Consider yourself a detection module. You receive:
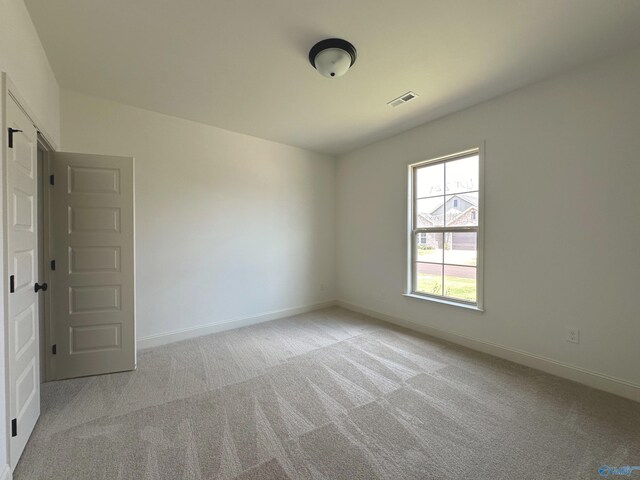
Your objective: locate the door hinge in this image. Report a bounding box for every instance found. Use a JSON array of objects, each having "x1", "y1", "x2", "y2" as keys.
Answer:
[
  {"x1": 9, "y1": 275, "x2": 15, "y2": 293},
  {"x1": 52, "y1": 344, "x2": 57, "y2": 355},
  {"x1": 49, "y1": 174, "x2": 55, "y2": 186},
  {"x1": 11, "y1": 419, "x2": 17, "y2": 437},
  {"x1": 50, "y1": 260, "x2": 56, "y2": 271},
  {"x1": 7, "y1": 128, "x2": 22, "y2": 149}
]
